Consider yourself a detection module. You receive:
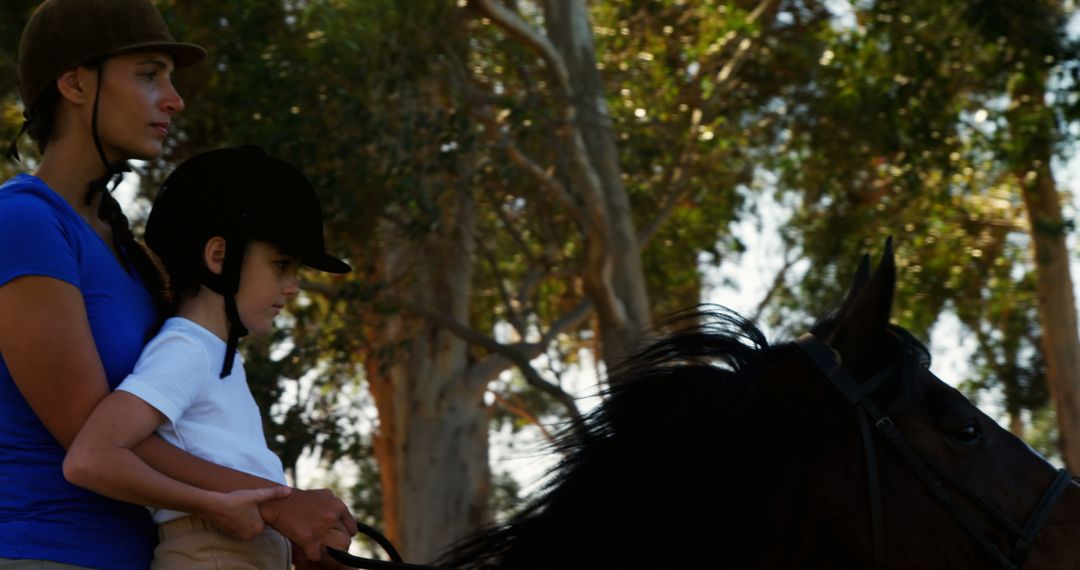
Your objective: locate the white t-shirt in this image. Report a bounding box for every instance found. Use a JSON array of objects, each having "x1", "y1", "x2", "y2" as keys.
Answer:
[{"x1": 117, "y1": 317, "x2": 287, "y2": 524}]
